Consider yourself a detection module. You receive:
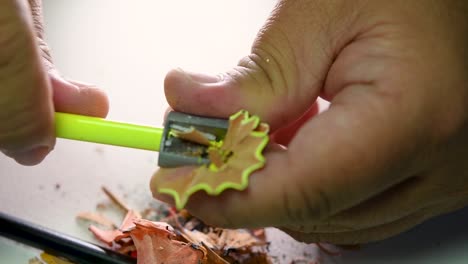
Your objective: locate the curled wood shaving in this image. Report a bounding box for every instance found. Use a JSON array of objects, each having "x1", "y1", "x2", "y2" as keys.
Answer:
[
  {"x1": 88, "y1": 226, "x2": 123, "y2": 246},
  {"x1": 88, "y1": 209, "x2": 140, "y2": 246},
  {"x1": 101, "y1": 186, "x2": 132, "y2": 213},
  {"x1": 76, "y1": 212, "x2": 116, "y2": 228}
]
